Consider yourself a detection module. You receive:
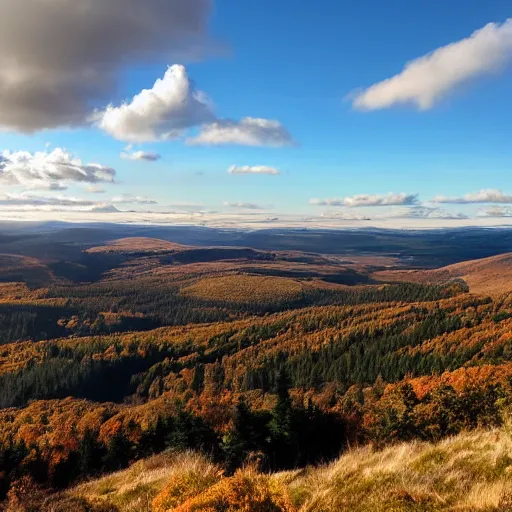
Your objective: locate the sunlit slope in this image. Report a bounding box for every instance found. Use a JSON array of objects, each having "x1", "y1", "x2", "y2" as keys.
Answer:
[
  {"x1": 61, "y1": 426, "x2": 512, "y2": 512},
  {"x1": 375, "y1": 253, "x2": 512, "y2": 295}
]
